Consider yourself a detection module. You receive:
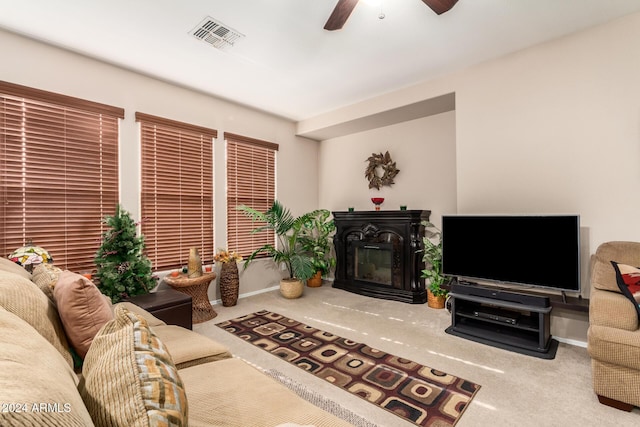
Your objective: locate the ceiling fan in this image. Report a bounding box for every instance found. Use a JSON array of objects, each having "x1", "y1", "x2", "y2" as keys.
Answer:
[{"x1": 324, "y1": 0, "x2": 459, "y2": 31}]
